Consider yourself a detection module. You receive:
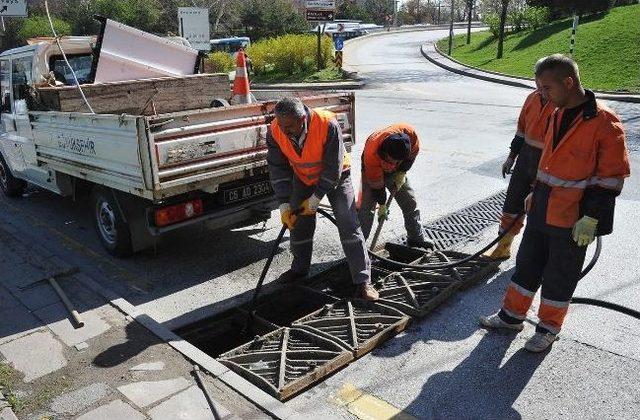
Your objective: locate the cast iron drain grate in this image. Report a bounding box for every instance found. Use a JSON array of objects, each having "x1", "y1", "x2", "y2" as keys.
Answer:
[
  {"x1": 293, "y1": 300, "x2": 410, "y2": 357},
  {"x1": 422, "y1": 190, "x2": 506, "y2": 249},
  {"x1": 218, "y1": 327, "x2": 353, "y2": 400}
]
